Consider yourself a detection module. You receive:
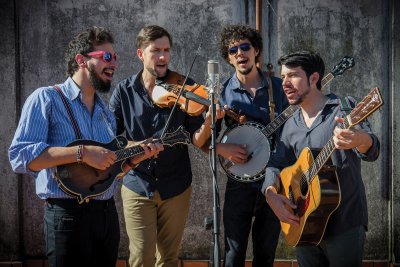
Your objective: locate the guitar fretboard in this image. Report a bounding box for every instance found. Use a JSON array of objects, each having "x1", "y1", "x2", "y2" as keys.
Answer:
[
  {"x1": 305, "y1": 119, "x2": 350, "y2": 183},
  {"x1": 115, "y1": 146, "x2": 144, "y2": 163}
]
